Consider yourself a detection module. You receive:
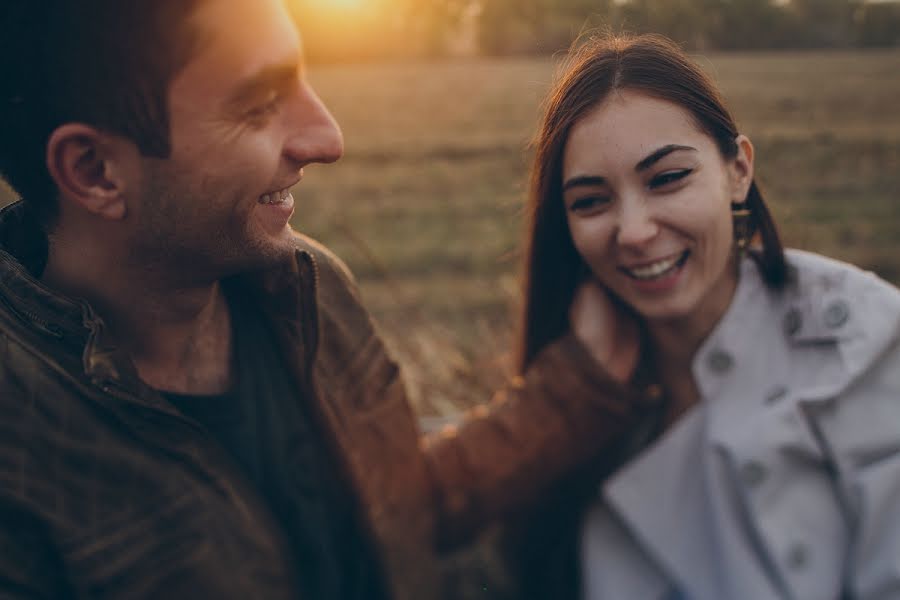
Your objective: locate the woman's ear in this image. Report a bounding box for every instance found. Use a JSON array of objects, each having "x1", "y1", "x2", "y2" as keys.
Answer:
[
  {"x1": 730, "y1": 134, "x2": 755, "y2": 202},
  {"x1": 46, "y1": 124, "x2": 134, "y2": 221}
]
